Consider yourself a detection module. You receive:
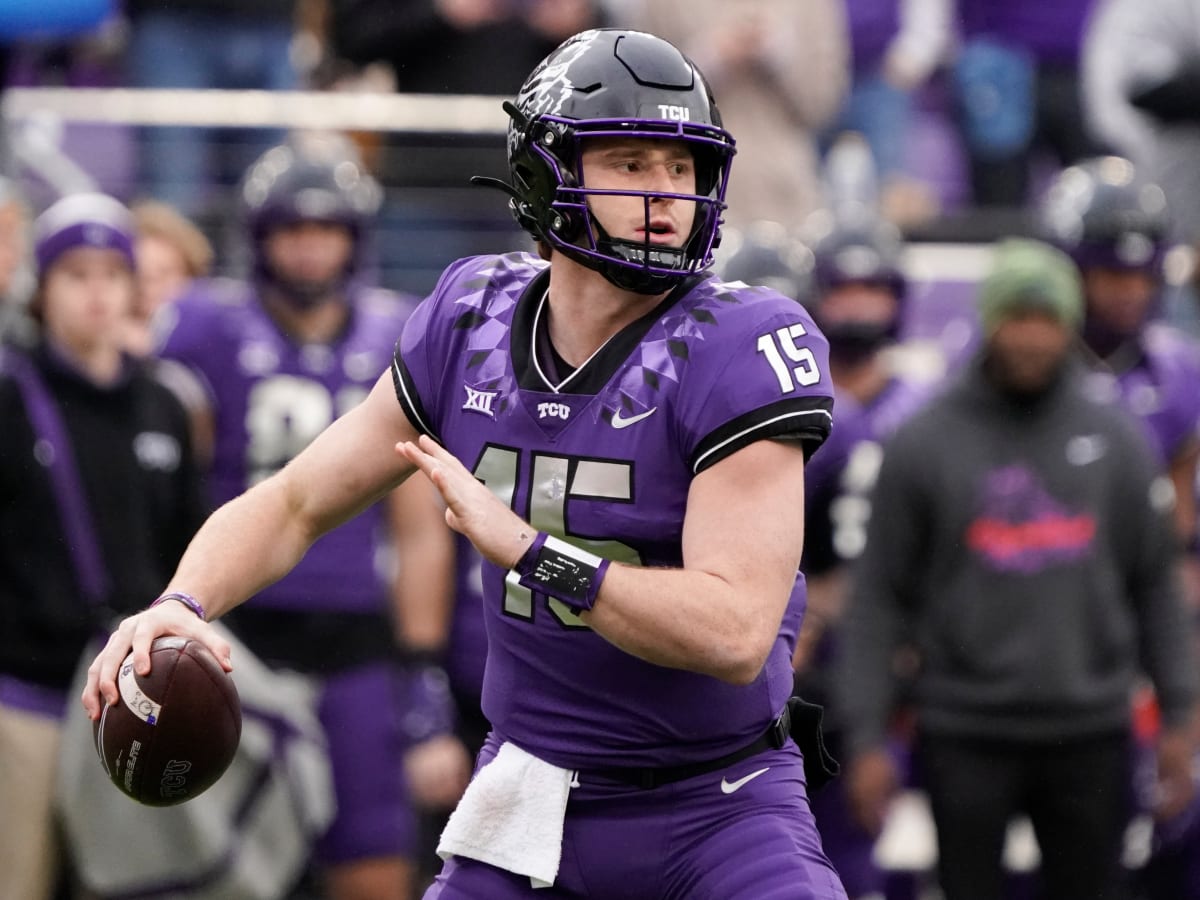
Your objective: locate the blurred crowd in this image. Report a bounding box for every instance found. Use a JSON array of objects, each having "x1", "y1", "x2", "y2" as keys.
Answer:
[{"x1": 1, "y1": 2, "x2": 1199, "y2": 900}]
